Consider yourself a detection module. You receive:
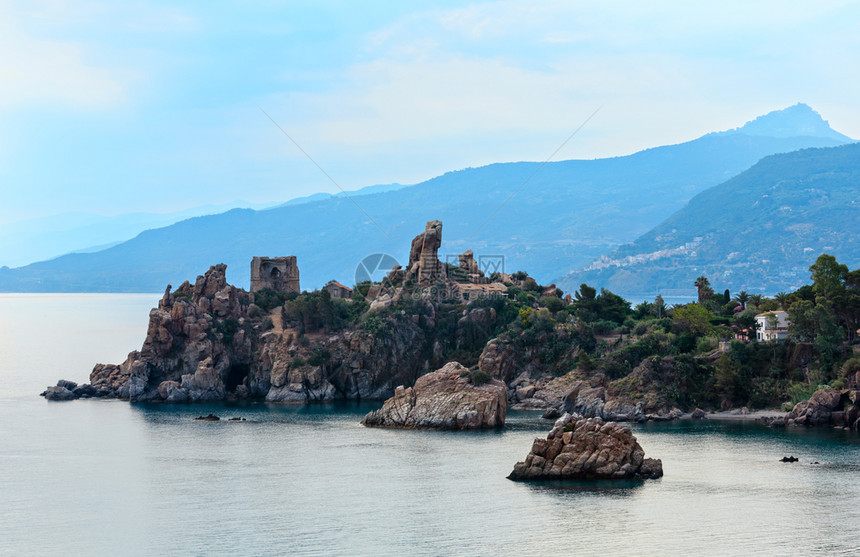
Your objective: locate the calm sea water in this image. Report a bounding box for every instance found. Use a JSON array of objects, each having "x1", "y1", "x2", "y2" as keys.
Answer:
[{"x1": 2, "y1": 294, "x2": 860, "y2": 556}]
